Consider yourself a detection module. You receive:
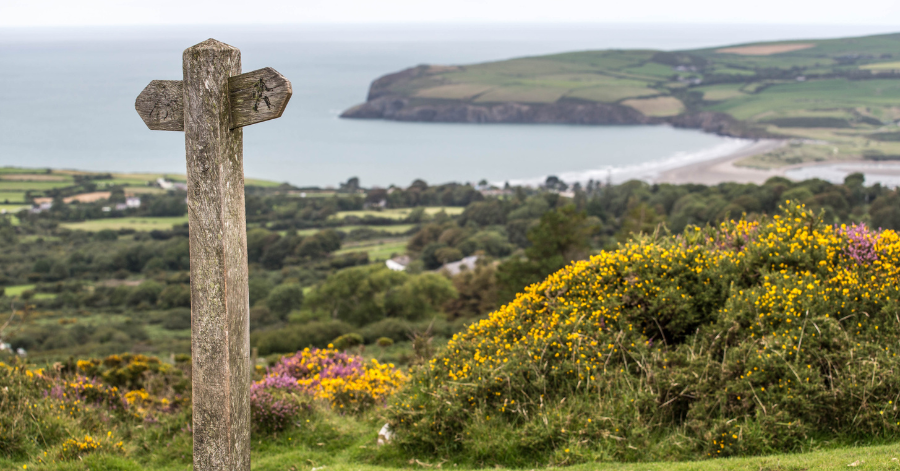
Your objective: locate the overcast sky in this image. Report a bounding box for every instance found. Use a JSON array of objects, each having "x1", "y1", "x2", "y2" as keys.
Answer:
[{"x1": 2, "y1": 0, "x2": 900, "y2": 27}]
